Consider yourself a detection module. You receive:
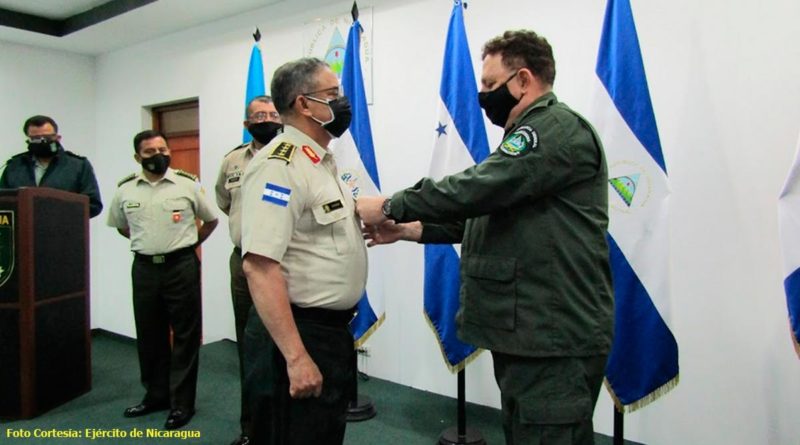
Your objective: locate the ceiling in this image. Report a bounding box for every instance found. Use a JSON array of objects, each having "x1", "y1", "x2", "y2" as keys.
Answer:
[{"x1": 0, "y1": 0, "x2": 283, "y2": 55}]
